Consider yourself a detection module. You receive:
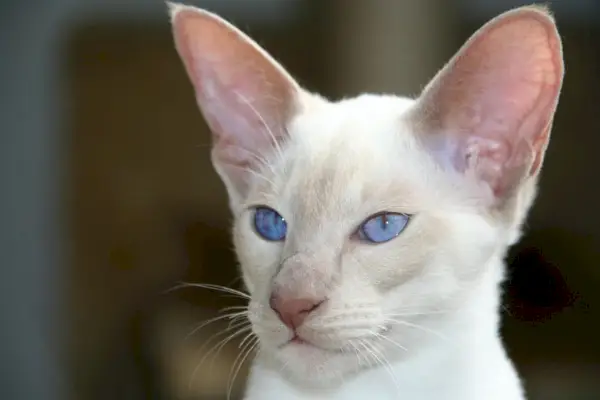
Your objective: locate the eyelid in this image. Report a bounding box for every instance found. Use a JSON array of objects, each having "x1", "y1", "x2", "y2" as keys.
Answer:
[
  {"x1": 246, "y1": 203, "x2": 288, "y2": 217},
  {"x1": 356, "y1": 211, "x2": 412, "y2": 229}
]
